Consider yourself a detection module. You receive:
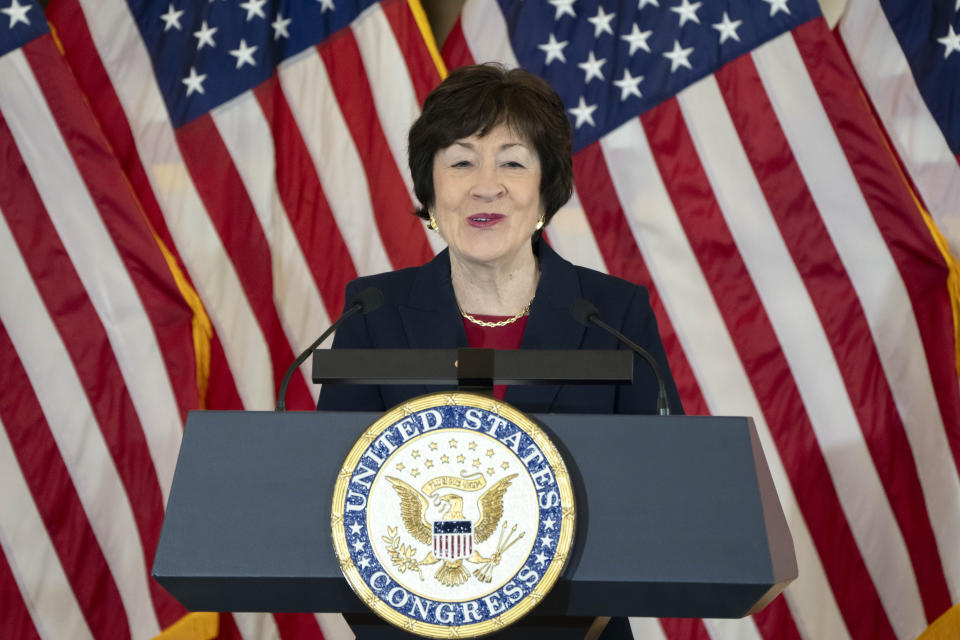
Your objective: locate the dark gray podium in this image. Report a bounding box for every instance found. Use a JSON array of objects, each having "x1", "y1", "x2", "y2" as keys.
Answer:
[{"x1": 153, "y1": 409, "x2": 796, "y2": 629}]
